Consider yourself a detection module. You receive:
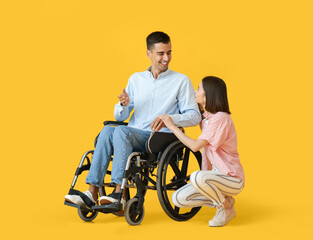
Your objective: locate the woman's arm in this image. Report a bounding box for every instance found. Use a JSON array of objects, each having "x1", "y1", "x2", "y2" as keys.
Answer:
[{"x1": 159, "y1": 114, "x2": 208, "y2": 152}]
